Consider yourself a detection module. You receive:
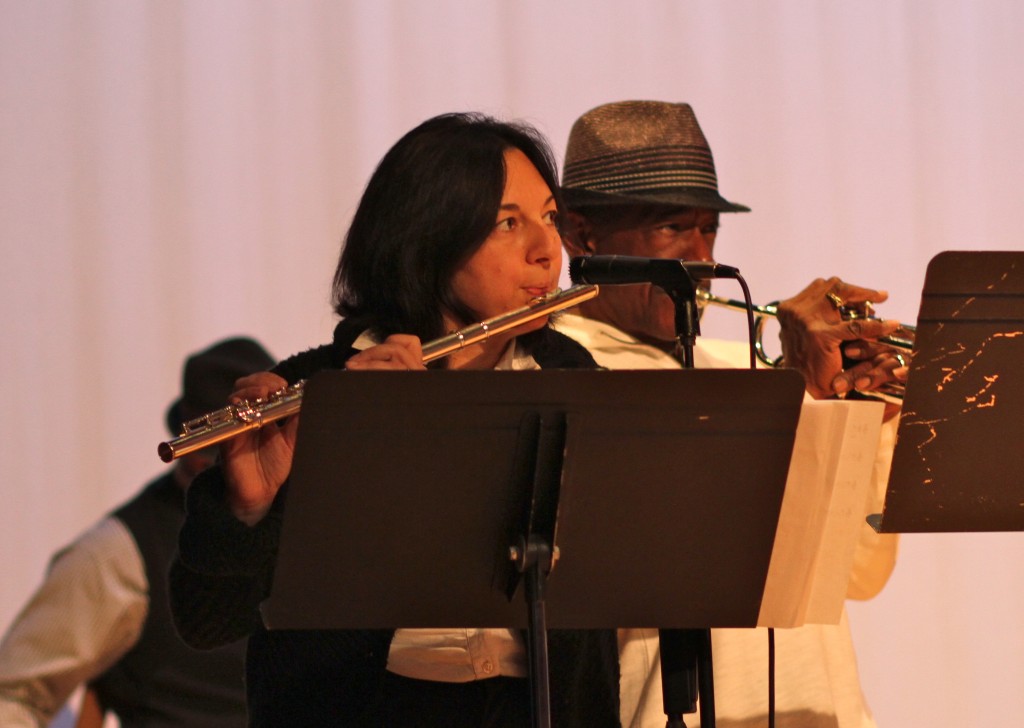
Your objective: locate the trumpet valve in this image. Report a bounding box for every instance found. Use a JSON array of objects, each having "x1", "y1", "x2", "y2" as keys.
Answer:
[{"x1": 838, "y1": 300, "x2": 876, "y2": 320}]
